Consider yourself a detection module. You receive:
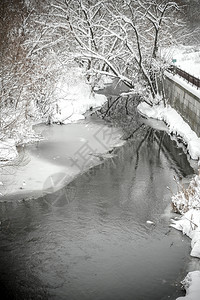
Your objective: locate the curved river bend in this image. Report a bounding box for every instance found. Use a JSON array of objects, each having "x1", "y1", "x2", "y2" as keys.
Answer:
[{"x1": 0, "y1": 117, "x2": 196, "y2": 300}]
